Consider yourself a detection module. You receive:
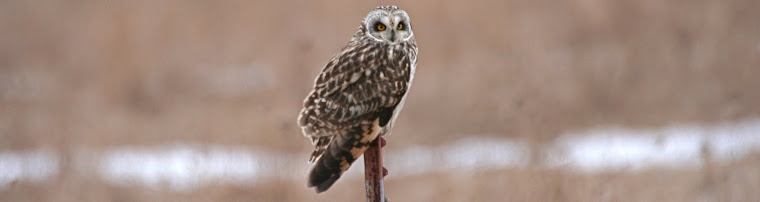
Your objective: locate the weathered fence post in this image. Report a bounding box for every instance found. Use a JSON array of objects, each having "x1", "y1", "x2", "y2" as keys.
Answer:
[{"x1": 363, "y1": 137, "x2": 387, "y2": 202}]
